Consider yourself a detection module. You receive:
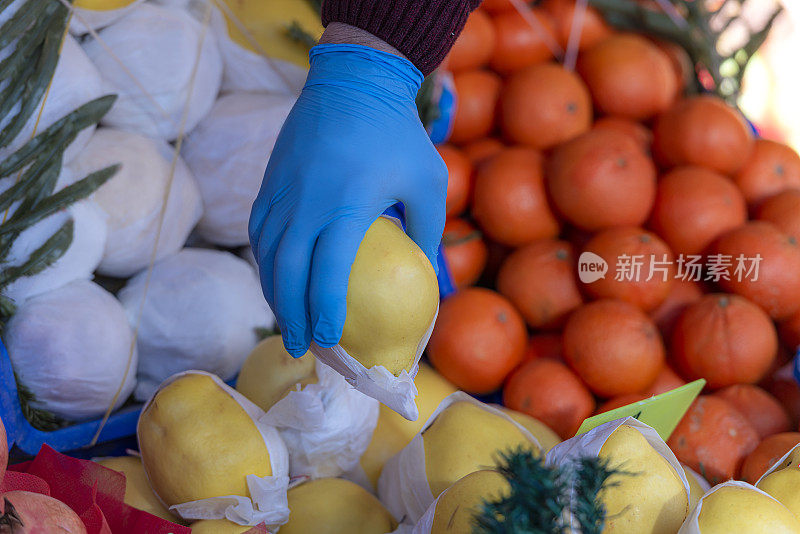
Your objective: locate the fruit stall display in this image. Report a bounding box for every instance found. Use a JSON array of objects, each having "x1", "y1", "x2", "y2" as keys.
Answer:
[{"x1": 0, "y1": 0, "x2": 800, "y2": 532}]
